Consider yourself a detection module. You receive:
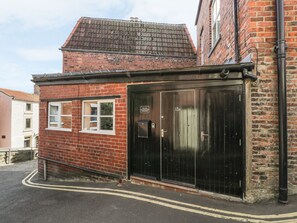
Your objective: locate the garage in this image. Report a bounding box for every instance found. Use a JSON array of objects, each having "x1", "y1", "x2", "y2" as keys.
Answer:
[{"x1": 129, "y1": 81, "x2": 244, "y2": 197}]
